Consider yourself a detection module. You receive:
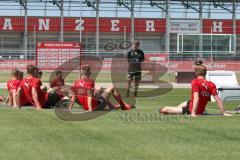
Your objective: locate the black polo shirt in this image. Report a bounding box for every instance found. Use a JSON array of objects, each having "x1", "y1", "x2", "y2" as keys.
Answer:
[{"x1": 127, "y1": 49, "x2": 144, "y2": 72}]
